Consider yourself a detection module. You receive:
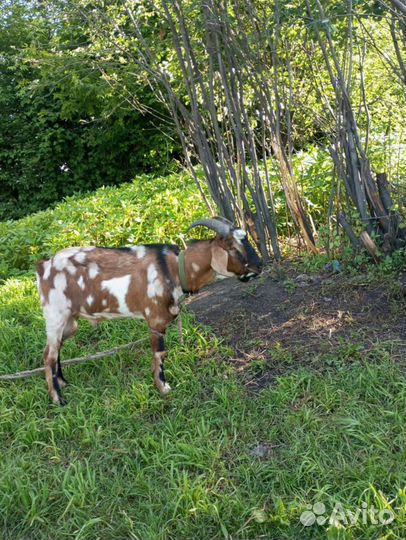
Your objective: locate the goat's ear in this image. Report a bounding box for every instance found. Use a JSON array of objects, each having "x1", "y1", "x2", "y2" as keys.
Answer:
[{"x1": 210, "y1": 245, "x2": 235, "y2": 277}]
